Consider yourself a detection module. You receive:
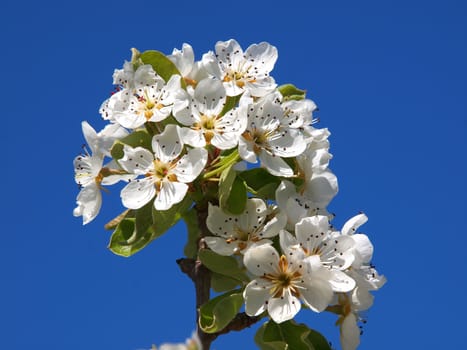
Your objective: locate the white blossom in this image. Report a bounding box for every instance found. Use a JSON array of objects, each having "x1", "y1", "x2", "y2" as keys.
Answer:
[
  {"x1": 205, "y1": 39, "x2": 278, "y2": 97},
  {"x1": 205, "y1": 198, "x2": 286, "y2": 255},
  {"x1": 175, "y1": 78, "x2": 247, "y2": 149},
  {"x1": 168, "y1": 43, "x2": 210, "y2": 87},
  {"x1": 282, "y1": 215, "x2": 356, "y2": 293},
  {"x1": 238, "y1": 92, "x2": 306, "y2": 177},
  {"x1": 73, "y1": 122, "x2": 129, "y2": 224},
  {"x1": 243, "y1": 239, "x2": 333, "y2": 323},
  {"x1": 119, "y1": 125, "x2": 207, "y2": 211}
]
